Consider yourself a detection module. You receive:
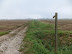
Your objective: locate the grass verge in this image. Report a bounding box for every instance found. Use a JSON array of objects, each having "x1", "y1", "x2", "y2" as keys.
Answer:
[{"x1": 20, "y1": 20, "x2": 72, "y2": 54}]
